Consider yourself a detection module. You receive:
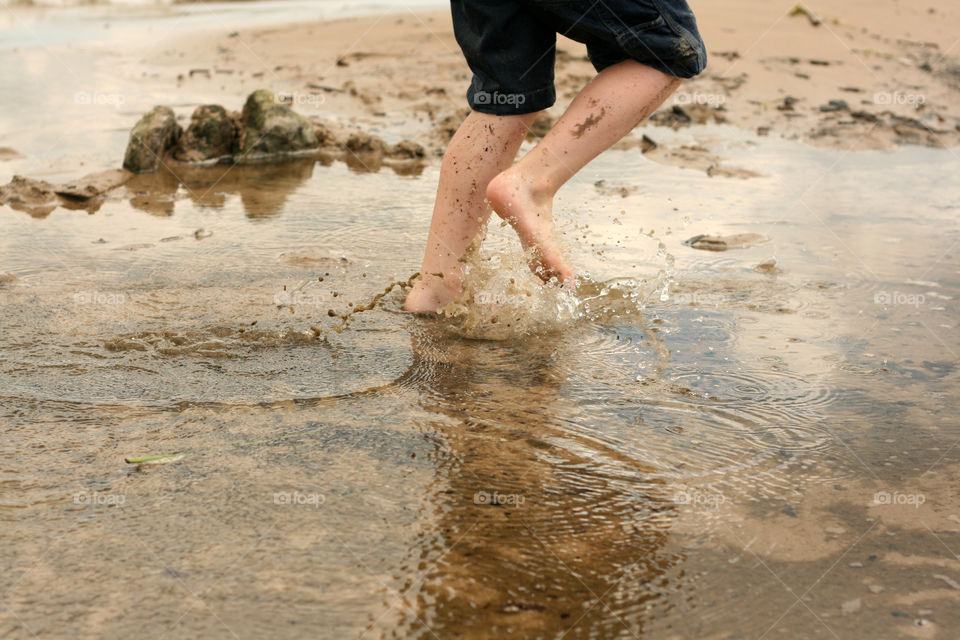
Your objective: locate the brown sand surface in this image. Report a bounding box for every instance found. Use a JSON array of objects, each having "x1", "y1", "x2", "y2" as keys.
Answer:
[{"x1": 146, "y1": 0, "x2": 960, "y2": 174}]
